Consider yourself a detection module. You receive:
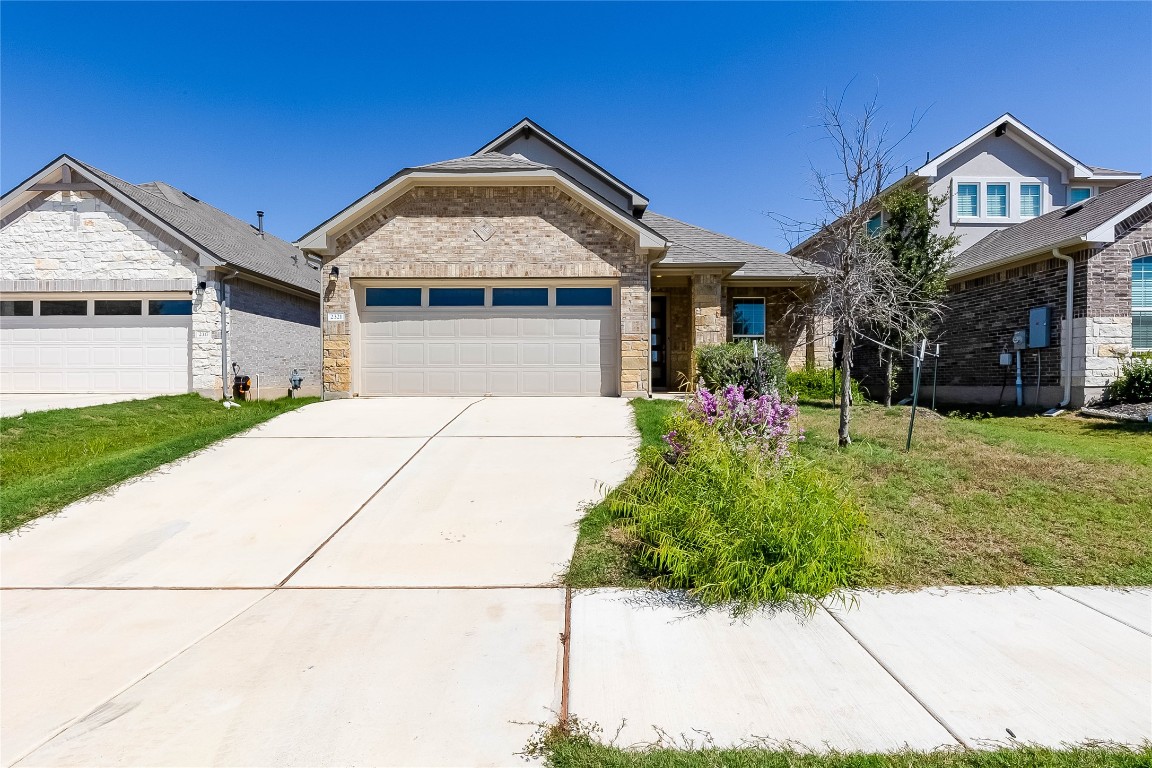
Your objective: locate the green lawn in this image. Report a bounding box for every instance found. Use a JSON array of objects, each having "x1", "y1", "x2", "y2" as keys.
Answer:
[
  {"x1": 0, "y1": 394, "x2": 317, "y2": 532},
  {"x1": 566, "y1": 397, "x2": 1152, "y2": 589},
  {"x1": 539, "y1": 739, "x2": 1151, "y2": 768}
]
